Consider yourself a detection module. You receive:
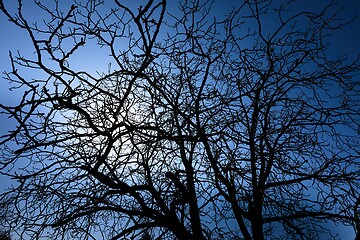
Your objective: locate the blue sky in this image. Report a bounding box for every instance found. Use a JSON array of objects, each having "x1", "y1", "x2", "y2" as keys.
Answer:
[
  {"x1": 1, "y1": 0, "x2": 359, "y2": 101},
  {"x1": 0, "y1": 0, "x2": 359, "y2": 239}
]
